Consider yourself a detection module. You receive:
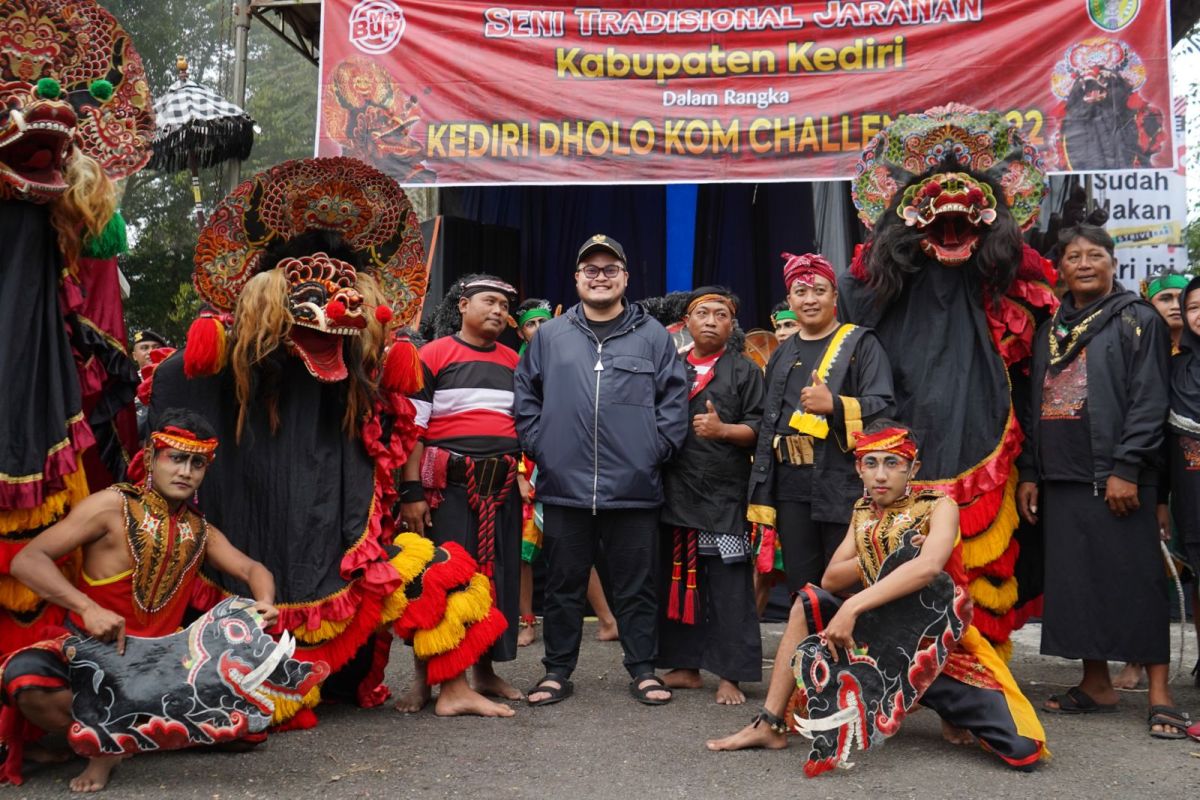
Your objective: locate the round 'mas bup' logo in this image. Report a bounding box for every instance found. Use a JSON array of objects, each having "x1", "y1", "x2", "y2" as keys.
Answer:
[
  {"x1": 349, "y1": 0, "x2": 406, "y2": 54},
  {"x1": 1087, "y1": 0, "x2": 1138, "y2": 31}
]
